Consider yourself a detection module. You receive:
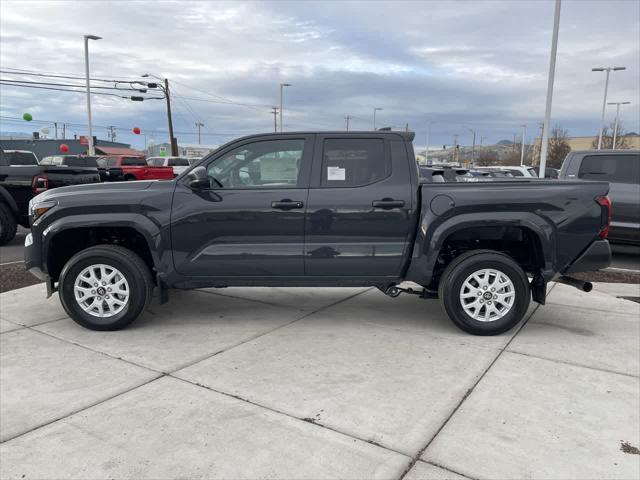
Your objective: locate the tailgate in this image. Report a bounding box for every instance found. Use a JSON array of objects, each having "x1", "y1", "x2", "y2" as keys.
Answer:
[{"x1": 44, "y1": 167, "x2": 101, "y2": 188}]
